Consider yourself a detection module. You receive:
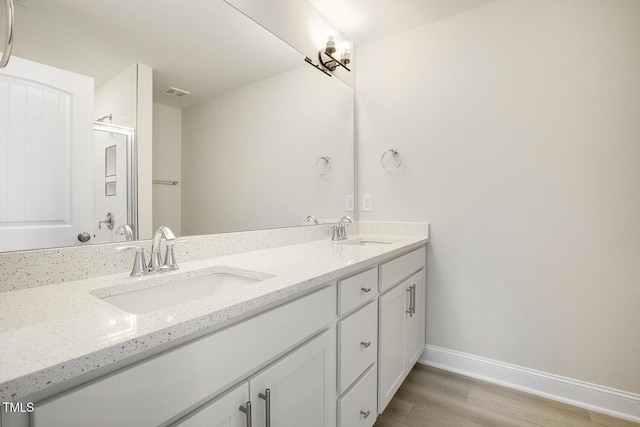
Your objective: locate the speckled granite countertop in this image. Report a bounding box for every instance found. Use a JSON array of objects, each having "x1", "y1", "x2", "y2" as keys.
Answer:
[{"x1": 0, "y1": 233, "x2": 428, "y2": 402}]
